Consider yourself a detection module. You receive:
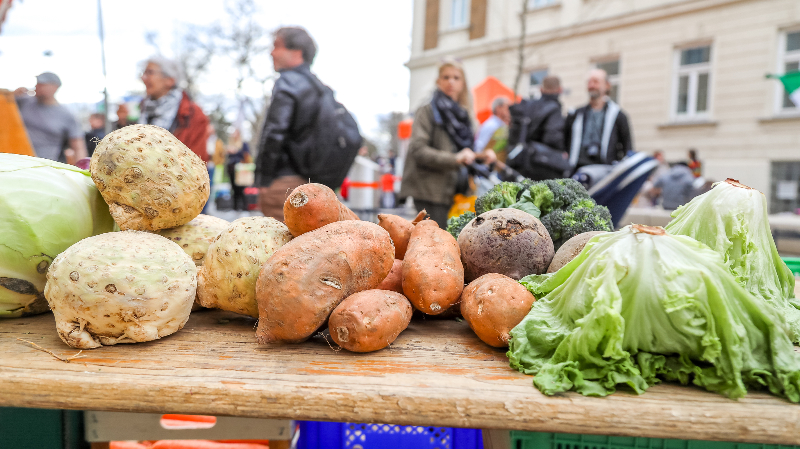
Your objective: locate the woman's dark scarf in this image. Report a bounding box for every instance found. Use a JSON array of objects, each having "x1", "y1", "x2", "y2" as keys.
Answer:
[{"x1": 430, "y1": 89, "x2": 474, "y2": 151}]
